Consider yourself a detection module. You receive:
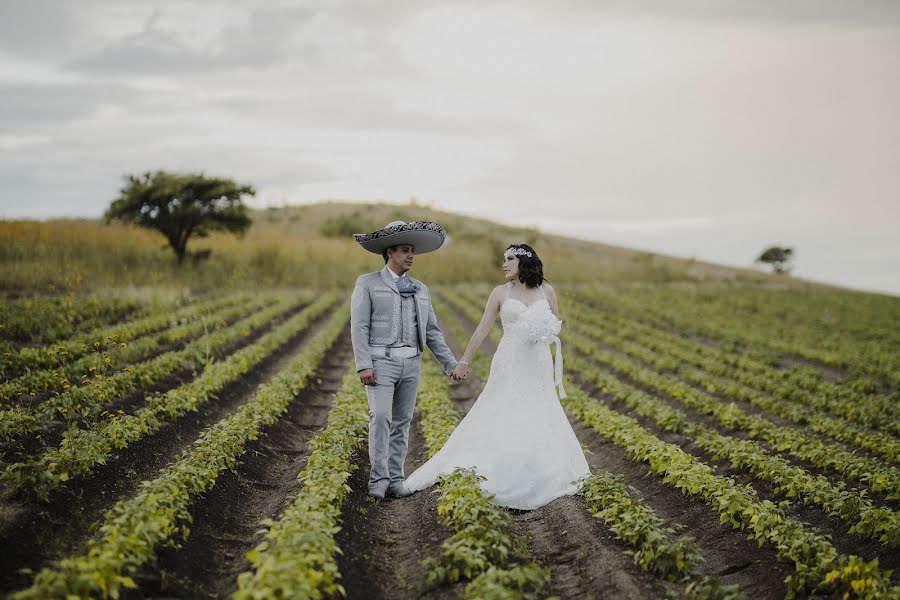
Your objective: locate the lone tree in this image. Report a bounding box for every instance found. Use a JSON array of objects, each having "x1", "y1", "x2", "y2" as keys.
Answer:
[
  {"x1": 105, "y1": 171, "x2": 255, "y2": 265},
  {"x1": 755, "y1": 245, "x2": 794, "y2": 274}
]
